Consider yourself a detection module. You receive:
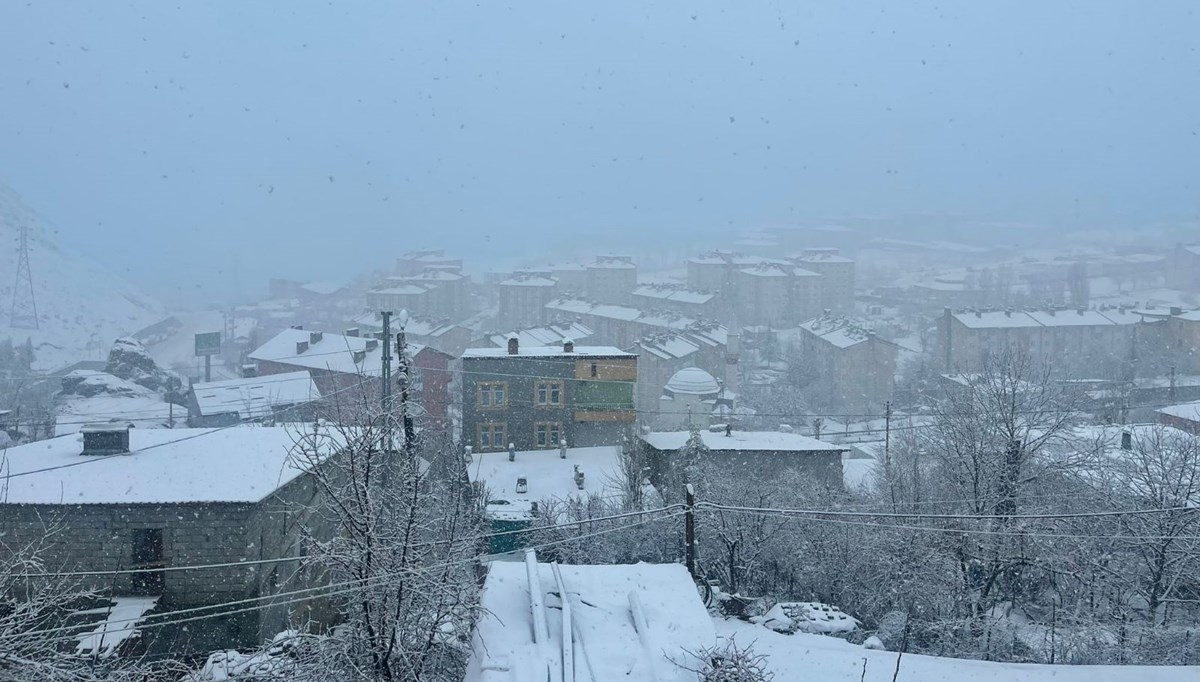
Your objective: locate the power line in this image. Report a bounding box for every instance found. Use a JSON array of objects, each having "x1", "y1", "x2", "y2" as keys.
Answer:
[
  {"x1": 702, "y1": 506, "x2": 1200, "y2": 542},
  {"x1": 696, "y1": 501, "x2": 1200, "y2": 522},
  {"x1": 6, "y1": 510, "x2": 687, "y2": 647},
  {"x1": 16, "y1": 504, "x2": 687, "y2": 579}
]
